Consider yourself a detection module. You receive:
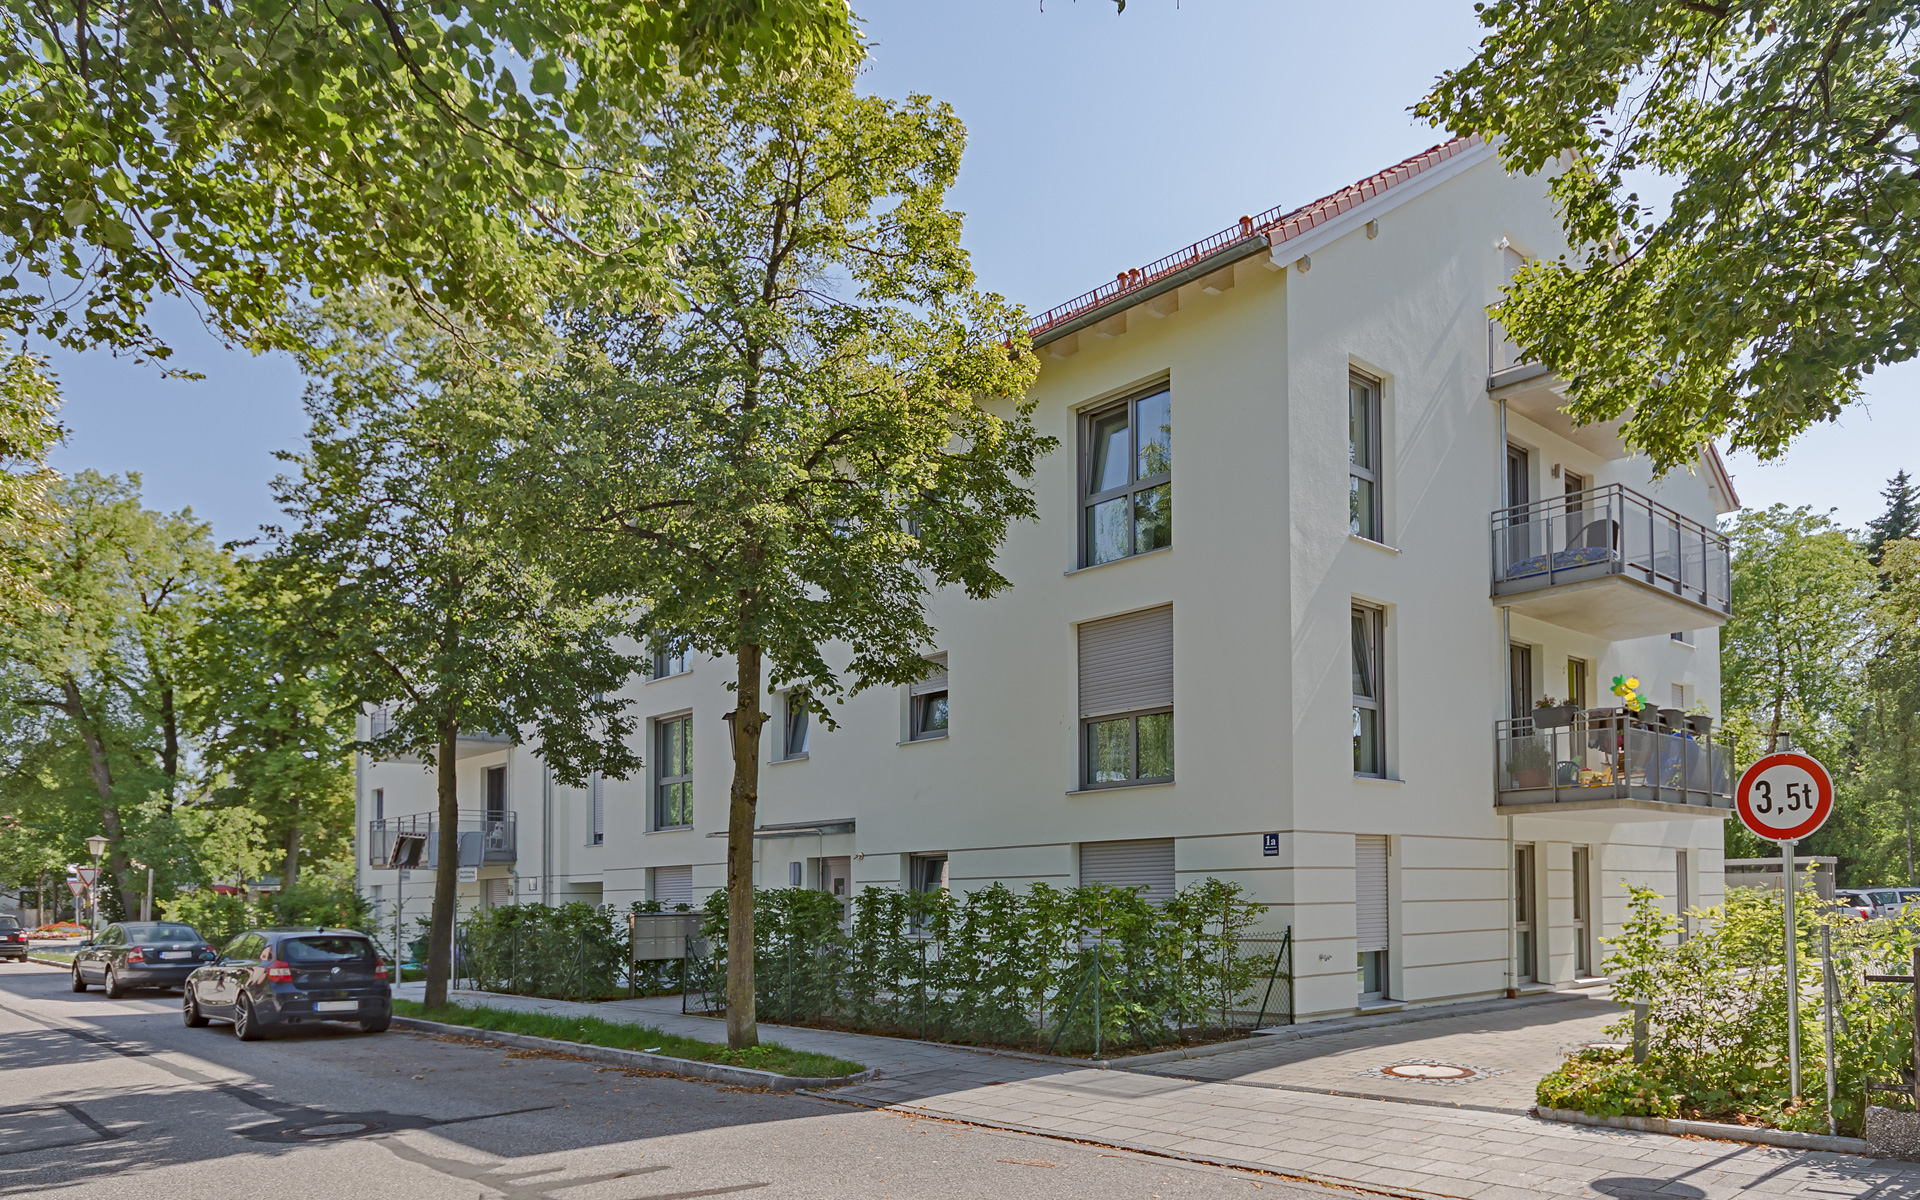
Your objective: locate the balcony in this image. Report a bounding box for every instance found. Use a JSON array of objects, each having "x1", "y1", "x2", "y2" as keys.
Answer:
[
  {"x1": 367, "y1": 810, "x2": 516, "y2": 868},
  {"x1": 365, "y1": 706, "x2": 514, "y2": 762},
  {"x1": 1490, "y1": 484, "x2": 1730, "y2": 640},
  {"x1": 1488, "y1": 319, "x2": 1631, "y2": 460},
  {"x1": 1495, "y1": 711, "x2": 1733, "y2": 820}
]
